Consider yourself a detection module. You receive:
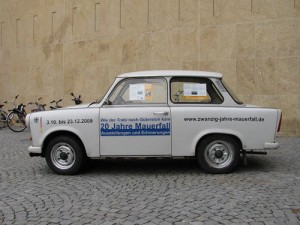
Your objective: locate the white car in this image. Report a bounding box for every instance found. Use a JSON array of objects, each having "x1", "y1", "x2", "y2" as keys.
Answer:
[{"x1": 26, "y1": 70, "x2": 282, "y2": 175}]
